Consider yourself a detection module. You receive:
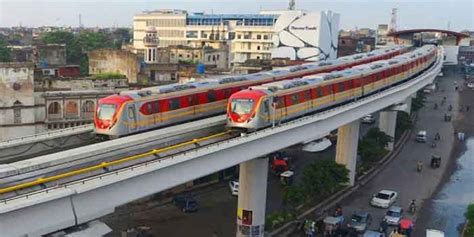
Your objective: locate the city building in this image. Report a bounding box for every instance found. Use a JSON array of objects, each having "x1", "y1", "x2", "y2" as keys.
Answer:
[
  {"x1": 0, "y1": 62, "x2": 44, "y2": 140},
  {"x1": 133, "y1": 9, "x2": 340, "y2": 66},
  {"x1": 376, "y1": 24, "x2": 389, "y2": 45},
  {"x1": 459, "y1": 46, "x2": 474, "y2": 64},
  {"x1": 133, "y1": 10, "x2": 277, "y2": 65}
]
